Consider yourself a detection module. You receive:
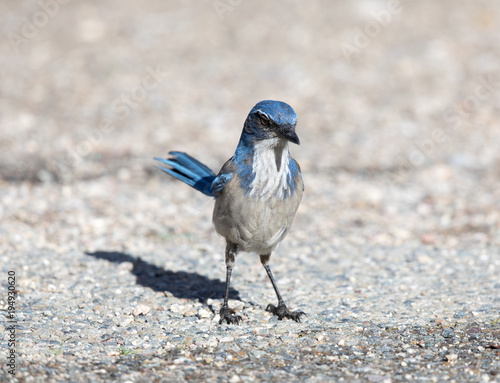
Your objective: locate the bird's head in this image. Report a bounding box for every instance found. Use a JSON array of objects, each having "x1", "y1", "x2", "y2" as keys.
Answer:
[{"x1": 242, "y1": 100, "x2": 299, "y2": 145}]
